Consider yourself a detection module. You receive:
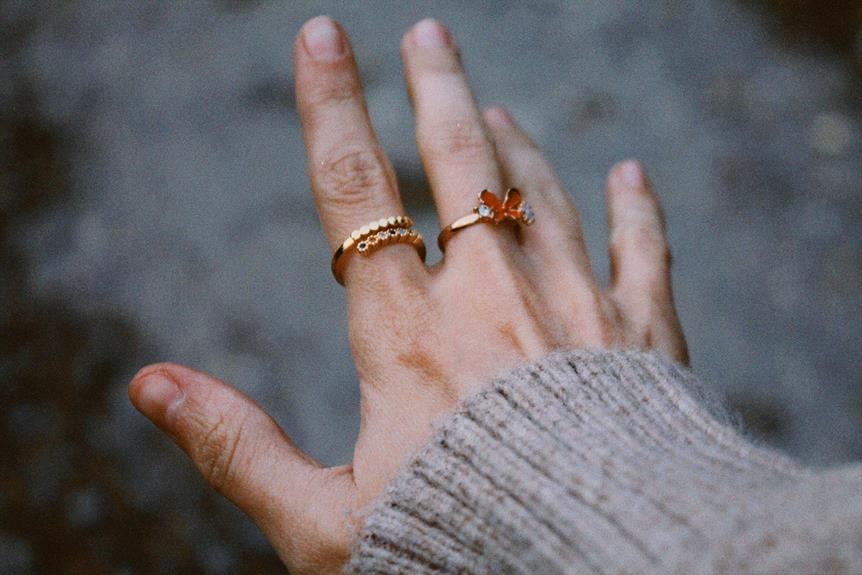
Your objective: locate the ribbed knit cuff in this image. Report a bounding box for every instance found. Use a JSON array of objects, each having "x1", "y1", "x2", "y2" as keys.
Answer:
[{"x1": 346, "y1": 349, "x2": 813, "y2": 575}]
